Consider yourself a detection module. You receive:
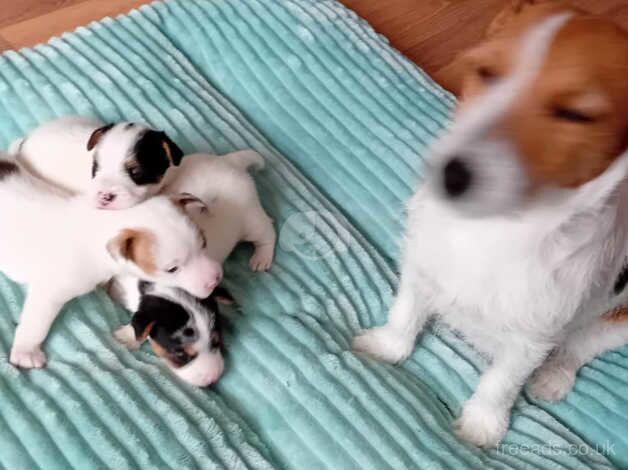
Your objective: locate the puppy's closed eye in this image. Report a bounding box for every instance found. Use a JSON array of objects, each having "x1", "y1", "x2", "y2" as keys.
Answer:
[
  {"x1": 91, "y1": 158, "x2": 99, "y2": 178},
  {"x1": 128, "y1": 166, "x2": 143, "y2": 180}
]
